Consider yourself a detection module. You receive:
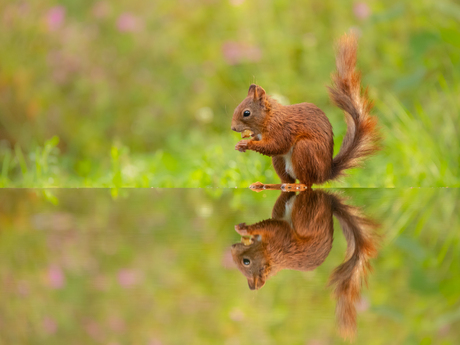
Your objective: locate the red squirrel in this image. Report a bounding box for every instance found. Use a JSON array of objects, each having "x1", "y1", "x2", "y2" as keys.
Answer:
[
  {"x1": 231, "y1": 34, "x2": 380, "y2": 189},
  {"x1": 231, "y1": 190, "x2": 379, "y2": 339}
]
